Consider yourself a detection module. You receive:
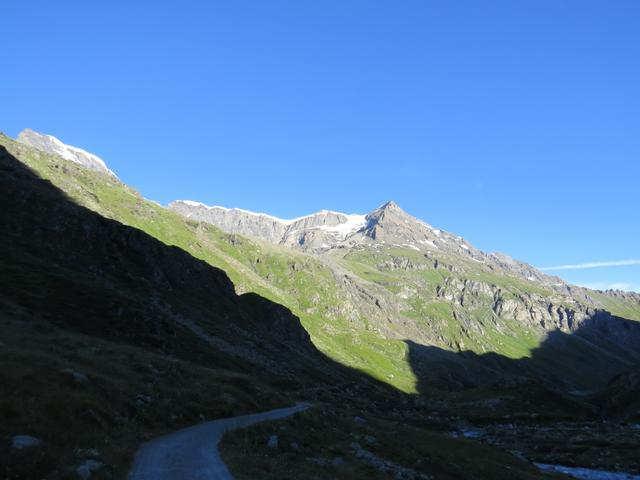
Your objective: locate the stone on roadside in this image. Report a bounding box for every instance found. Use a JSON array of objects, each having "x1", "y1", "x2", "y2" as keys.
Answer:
[{"x1": 12, "y1": 435, "x2": 41, "y2": 449}]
